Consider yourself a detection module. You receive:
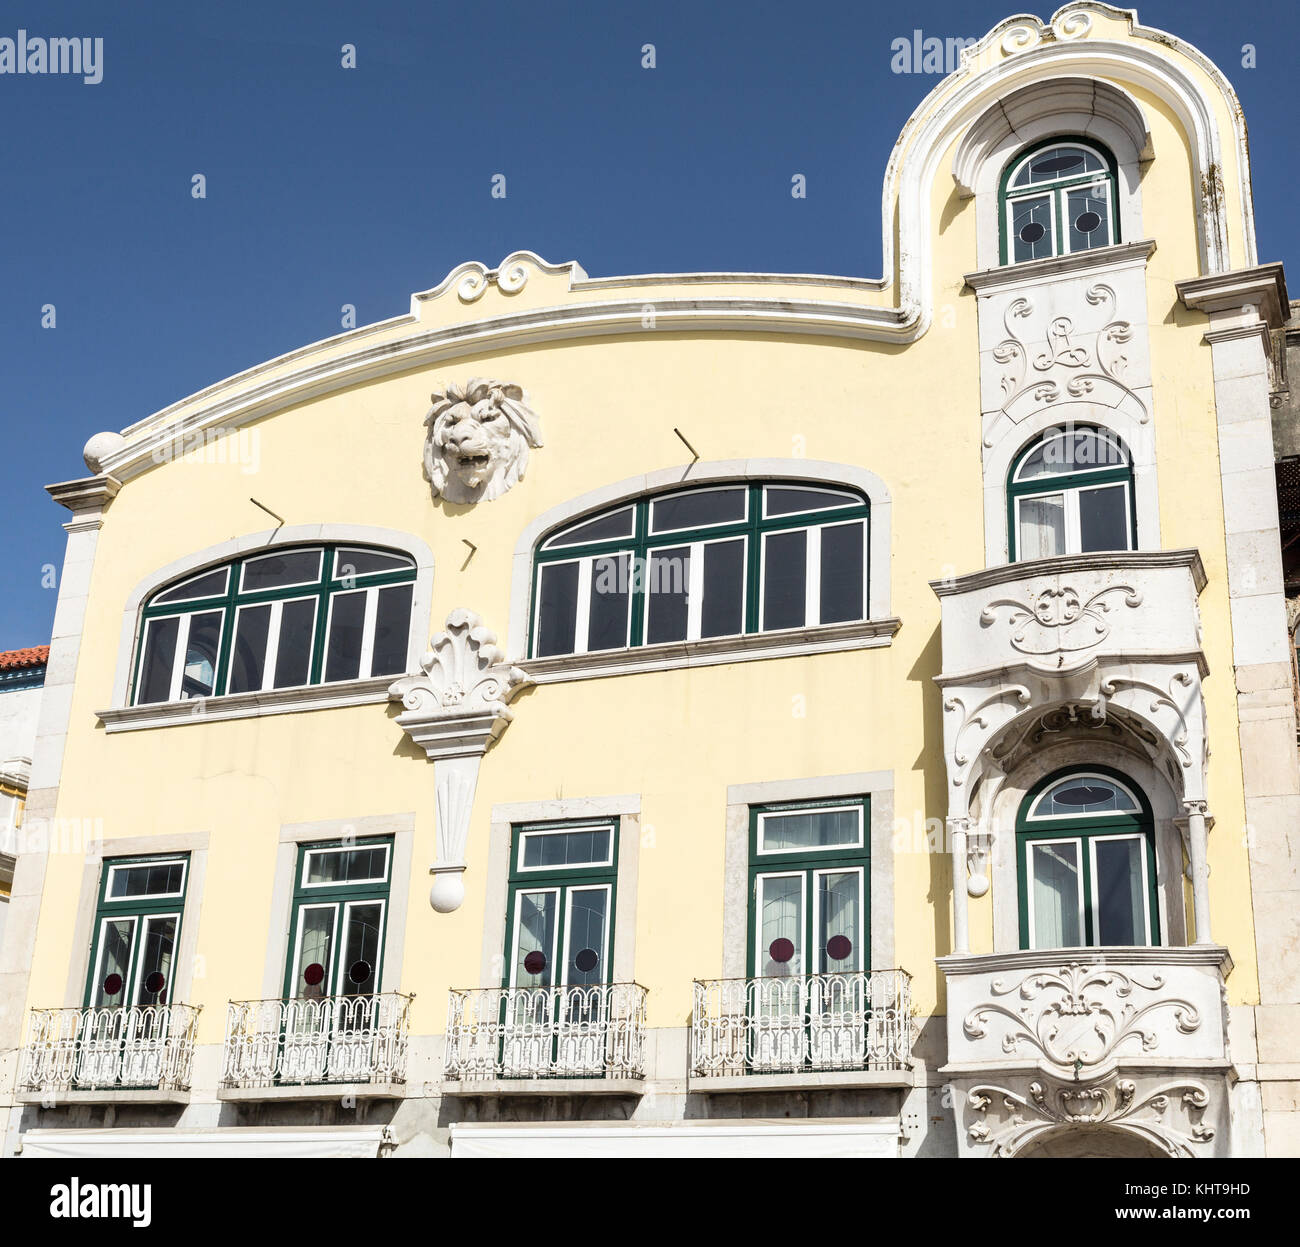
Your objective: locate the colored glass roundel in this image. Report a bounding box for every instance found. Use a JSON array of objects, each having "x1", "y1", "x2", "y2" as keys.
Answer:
[
  {"x1": 1019, "y1": 221, "x2": 1046, "y2": 244},
  {"x1": 573, "y1": 948, "x2": 599, "y2": 974},
  {"x1": 347, "y1": 960, "x2": 372, "y2": 986},
  {"x1": 1075, "y1": 210, "x2": 1101, "y2": 234},
  {"x1": 826, "y1": 935, "x2": 853, "y2": 962},
  {"x1": 523, "y1": 950, "x2": 547, "y2": 975},
  {"x1": 103, "y1": 973, "x2": 124, "y2": 996},
  {"x1": 302, "y1": 962, "x2": 326, "y2": 986},
  {"x1": 768, "y1": 937, "x2": 795, "y2": 964},
  {"x1": 144, "y1": 971, "x2": 167, "y2": 994}
]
